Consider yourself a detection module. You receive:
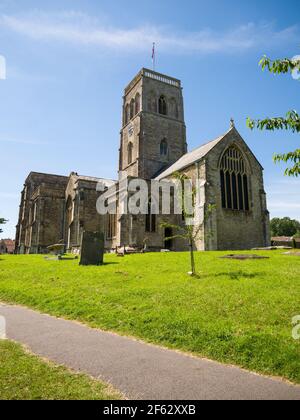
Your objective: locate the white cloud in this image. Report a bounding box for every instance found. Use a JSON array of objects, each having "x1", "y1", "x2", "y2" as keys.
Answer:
[
  {"x1": 0, "y1": 54, "x2": 6, "y2": 79},
  {"x1": 0, "y1": 192, "x2": 19, "y2": 199},
  {"x1": 0, "y1": 136, "x2": 48, "y2": 145},
  {"x1": 0, "y1": 11, "x2": 298, "y2": 54},
  {"x1": 269, "y1": 201, "x2": 300, "y2": 210}
]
